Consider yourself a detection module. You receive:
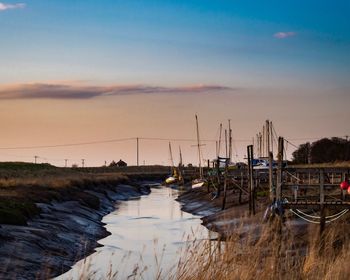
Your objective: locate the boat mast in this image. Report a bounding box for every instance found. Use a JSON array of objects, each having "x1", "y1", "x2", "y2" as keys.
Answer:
[
  {"x1": 179, "y1": 146, "x2": 183, "y2": 167},
  {"x1": 169, "y1": 142, "x2": 174, "y2": 167},
  {"x1": 195, "y1": 115, "x2": 203, "y2": 179}
]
